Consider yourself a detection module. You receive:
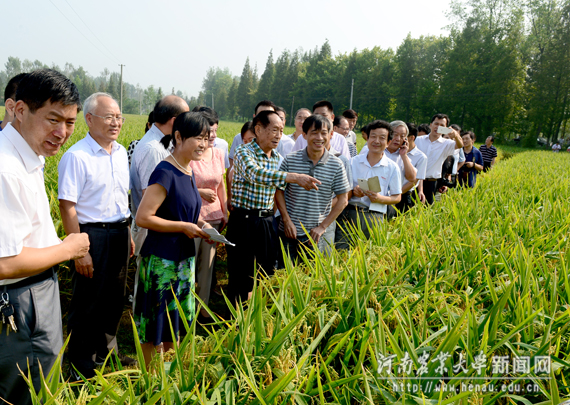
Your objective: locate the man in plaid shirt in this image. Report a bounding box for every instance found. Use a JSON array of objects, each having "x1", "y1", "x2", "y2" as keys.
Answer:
[{"x1": 226, "y1": 110, "x2": 320, "y2": 303}]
